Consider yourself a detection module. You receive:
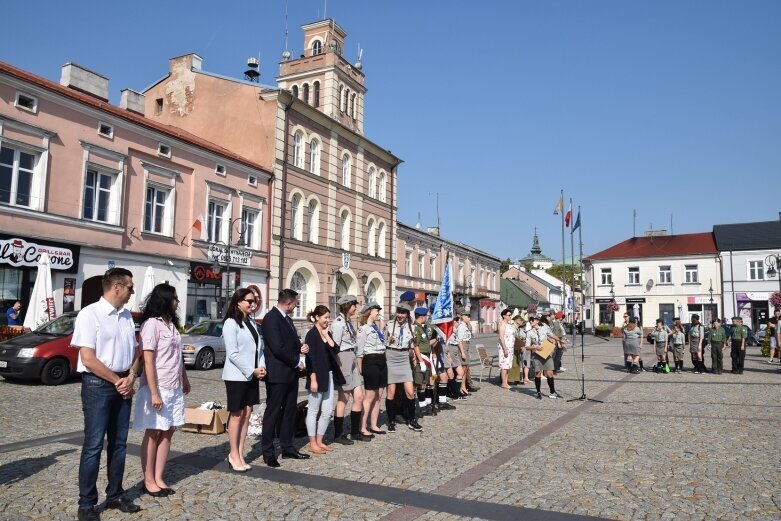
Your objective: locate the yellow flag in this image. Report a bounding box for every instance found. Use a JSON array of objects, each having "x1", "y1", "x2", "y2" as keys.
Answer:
[{"x1": 553, "y1": 196, "x2": 563, "y2": 215}]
